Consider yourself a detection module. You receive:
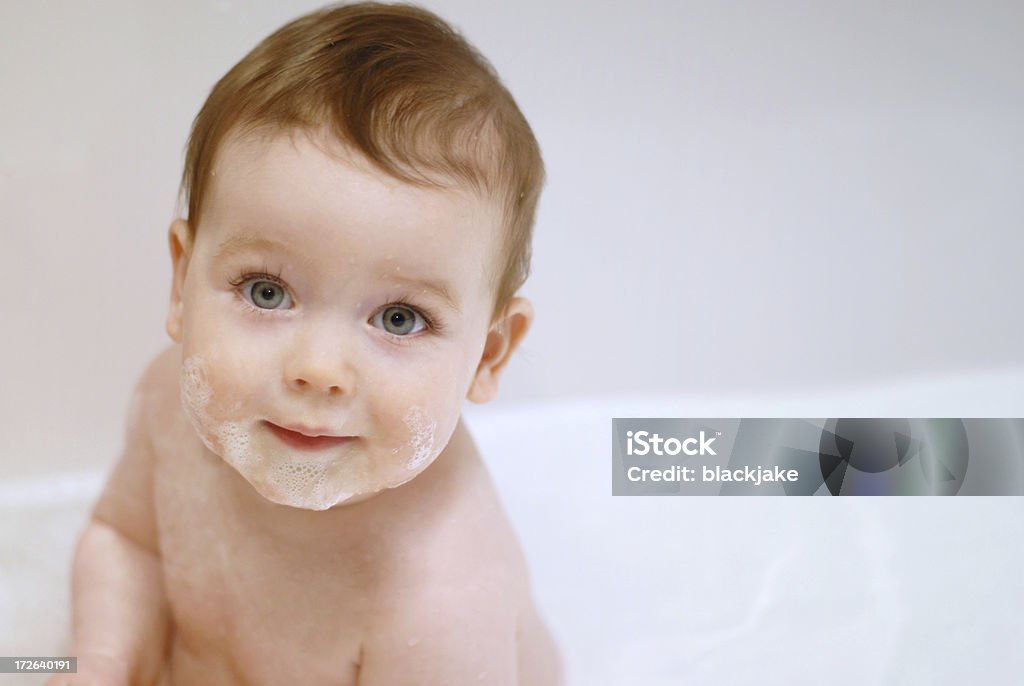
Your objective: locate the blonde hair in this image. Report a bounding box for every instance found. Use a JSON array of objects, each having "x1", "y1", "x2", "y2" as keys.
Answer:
[{"x1": 176, "y1": 2, "x2": 544, "y2": 321}]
